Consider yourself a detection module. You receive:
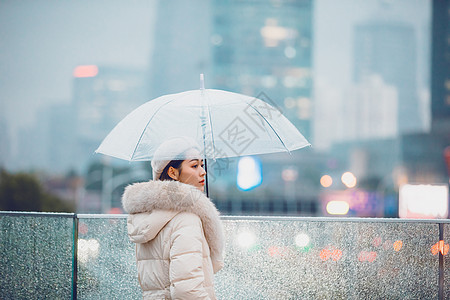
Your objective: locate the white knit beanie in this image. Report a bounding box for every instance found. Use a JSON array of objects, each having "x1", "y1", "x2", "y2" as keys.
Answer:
[{"x1": 151, "y1": 137, "x2": 202, "y2": 180}]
